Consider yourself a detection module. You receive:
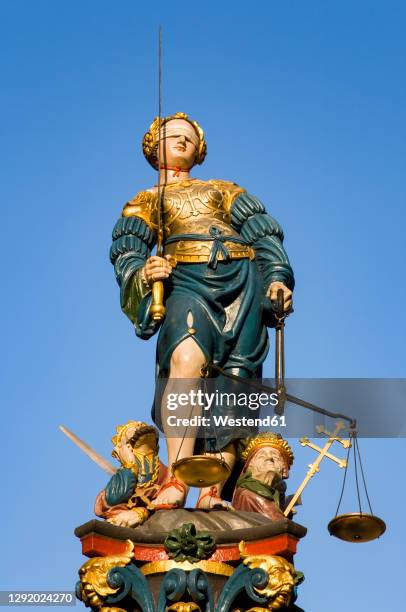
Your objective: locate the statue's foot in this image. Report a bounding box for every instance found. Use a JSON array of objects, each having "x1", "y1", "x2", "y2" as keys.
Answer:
[
  {"x1": 107, "y1": 508, "x2": 148, "y2": 527},
  {"x1": 196, "y1": 486, "x2": 230, "y2": 510},
  {"x1": 150, "y1": 476, "x2": 188, "y2": 510}
]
